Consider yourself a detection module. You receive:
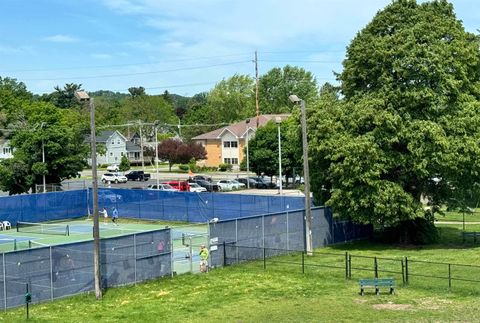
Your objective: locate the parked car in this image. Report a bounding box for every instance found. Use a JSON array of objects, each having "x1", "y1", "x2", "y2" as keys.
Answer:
[
  {"x1": 106, "y1": 164, "x2": 119, "y2": 172},
  {"x1": 192, "y1": 175, "x2": 212, "y2": 182},
  {"x1": 188, "y1": 183, "x2": 207, "y2": 193},
  {"x1": 217, "y1": 180, "x2": 235, "y2": 191},
  {"x1": 238, "y1": 177, "x2": 259, "y2": 188},
  {"x1": 125, "y1": 170, "x2": 151, "y2": 181},
  {"x1": 231, "y1": 179, "x2": 246, "y2": 190},
  {"x1": 147, "y1": 184, "x2": 178, "y2": 191},
  {"x1": 165, "y1": 181, "x2": 190, "y2": 192},
  {"x1": 250, "y1": 177, "x2": 276, "y2": 189},
  {"x1": 101, "y1": 173, "x2": 127, "y2": 183},
  {"x1": 192, "y1": 179, "x2": 219, "y2": 192}
]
